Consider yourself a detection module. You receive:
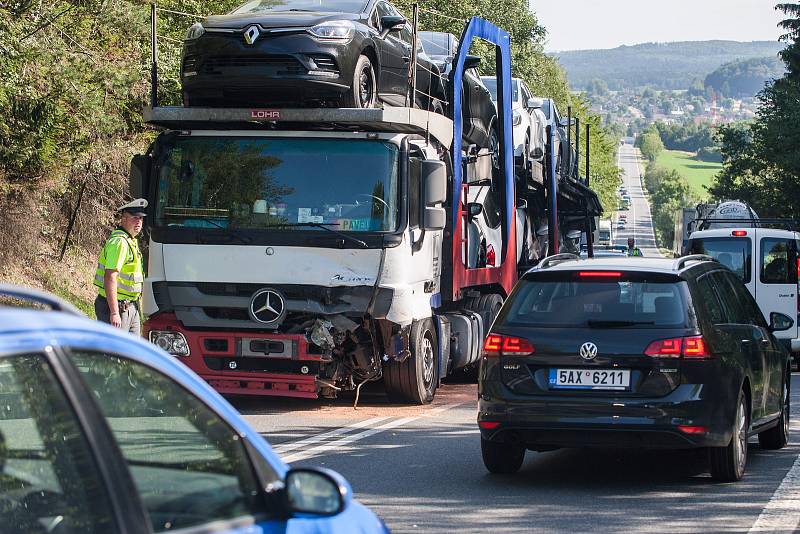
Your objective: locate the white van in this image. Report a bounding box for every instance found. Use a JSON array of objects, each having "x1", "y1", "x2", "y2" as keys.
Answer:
[{"x1": 688, "y1": 227, "x2": 799, "y2": 362}]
